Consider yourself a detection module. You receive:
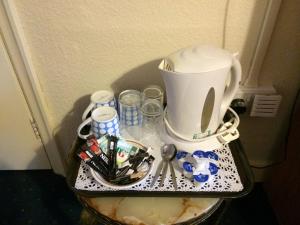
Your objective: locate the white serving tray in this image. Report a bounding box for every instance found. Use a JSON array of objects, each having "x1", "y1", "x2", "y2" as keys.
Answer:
[{"x1": 75, "y1": 140, "x2": 243, "y2": 193}]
